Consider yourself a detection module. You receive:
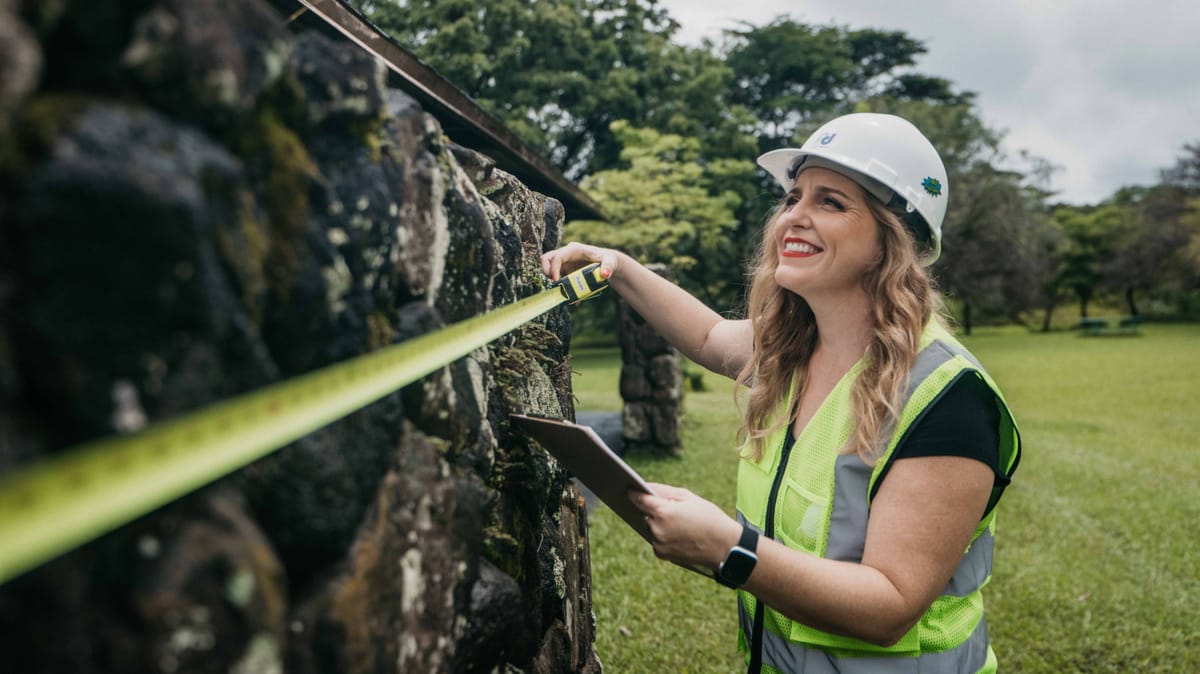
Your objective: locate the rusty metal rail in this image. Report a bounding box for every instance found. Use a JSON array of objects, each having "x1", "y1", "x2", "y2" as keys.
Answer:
[{"x1": 293, "y1": 0, "x2": 606, "y2": 221}]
